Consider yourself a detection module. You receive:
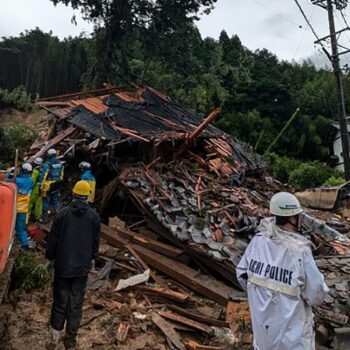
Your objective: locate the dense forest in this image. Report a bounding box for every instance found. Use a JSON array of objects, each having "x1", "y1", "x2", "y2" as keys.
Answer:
[{"x1": 0, "y1": 0, "x2": 348, "y2": 168}]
